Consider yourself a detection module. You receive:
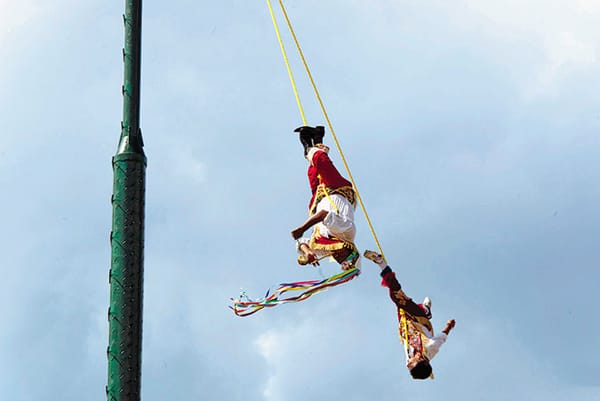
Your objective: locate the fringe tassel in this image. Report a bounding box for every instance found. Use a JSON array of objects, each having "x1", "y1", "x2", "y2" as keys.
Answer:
[{"x1": 230, "y1": 268, "x2": 361, "y2": 317}]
